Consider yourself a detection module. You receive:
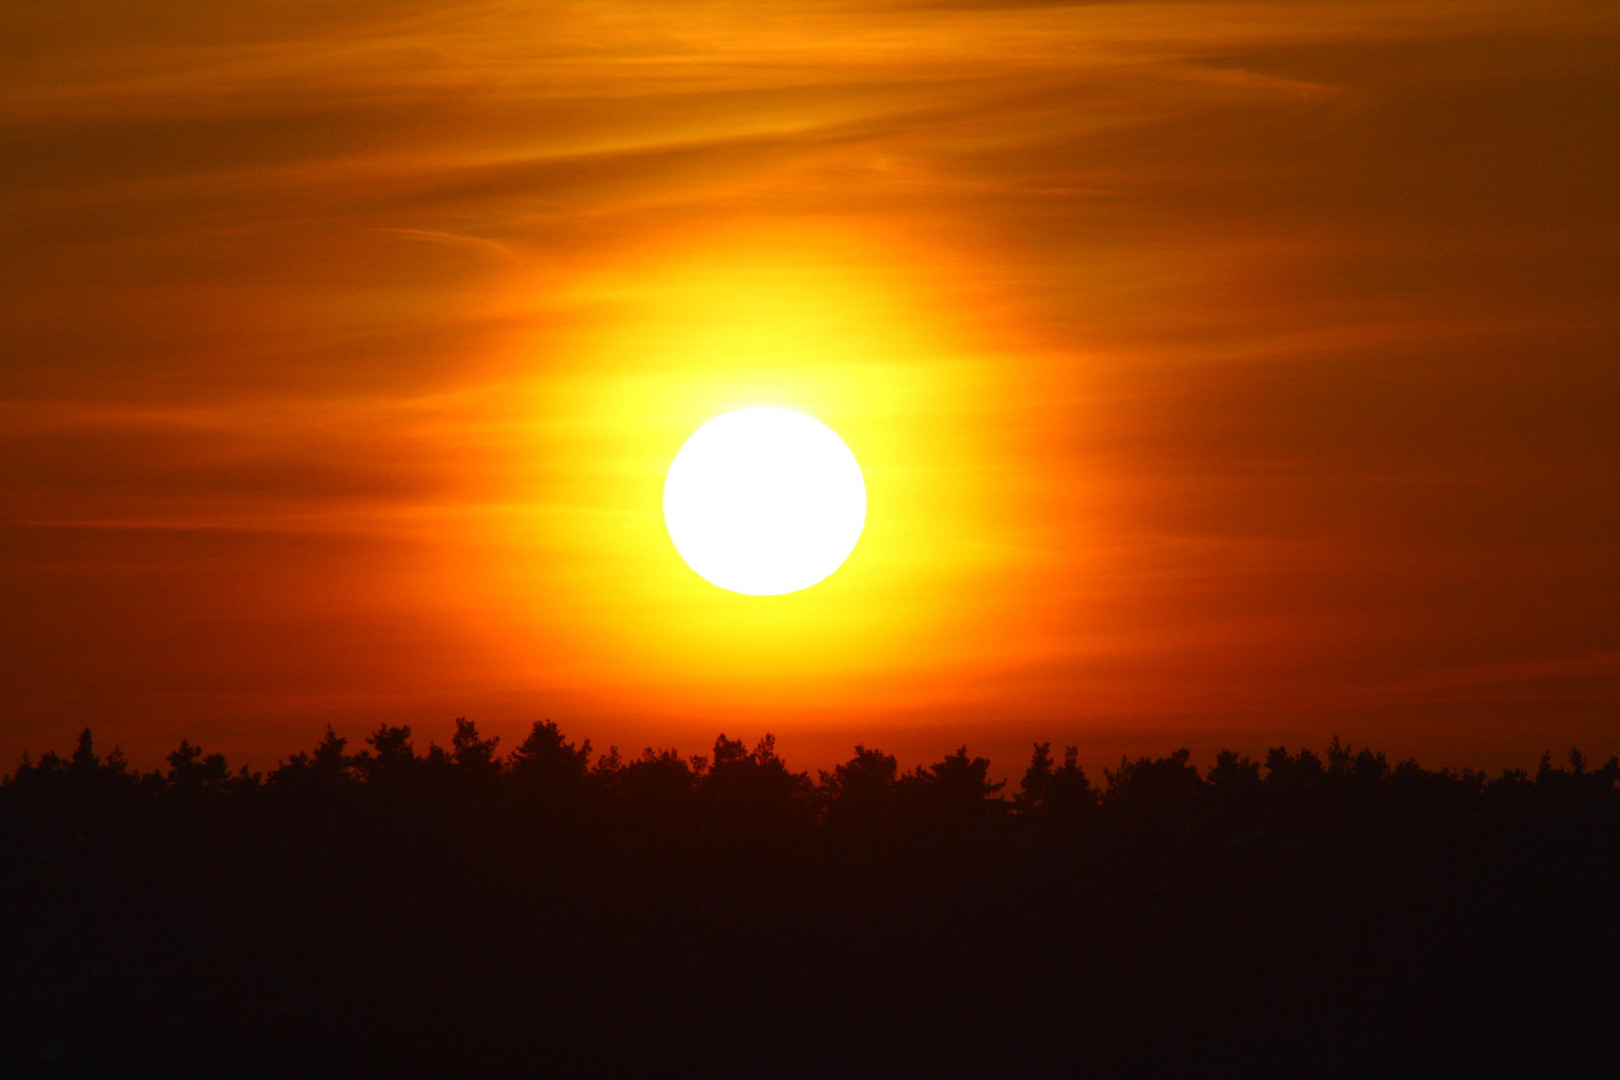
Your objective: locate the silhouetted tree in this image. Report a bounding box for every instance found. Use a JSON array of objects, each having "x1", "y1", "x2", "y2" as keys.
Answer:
[
  {"x1": 699, "y1": 733, "x2": 814, "y2": 839},
  {"x1": 821, "y1": 745, "x2": 901, "y2": 836},
  {"x1": 1205, "y1": 749, "x2": 1262, "y2": 821},
  {"x1": 166, "y1": 739, "x2": 230, "y2": 791},
  {"x1": 361, "y1": 723, "x2": 418, "y2": 786},
  {"x1": 270, "y1": 726, "x2": 357, "y2": 790},
  {"x1": 450, "y1": 717, "x2": 501, "y2": 780},
  {"x1": 1016, "y1": 742, "x2": 1096, "y2": 825},
  {"x1": 901, "y1": 746, "x2": 1005, "y2": 834},
  {"x1": 1104, "y1": 748, "x2": 1201, "y2": 827},
  {"x1": 508, "y1": 720, "x2": 592, "y2": 802},
  {"x1": 612, "y1": 747, "x2": 702, "y2": 830},
  {"x1": 1263, "y1": 745, "x2": 1325, "y2": 793},
  {"x1": 69, "y1": 728, "x2": 98, "y2": 773}
]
